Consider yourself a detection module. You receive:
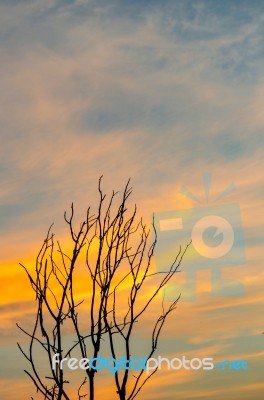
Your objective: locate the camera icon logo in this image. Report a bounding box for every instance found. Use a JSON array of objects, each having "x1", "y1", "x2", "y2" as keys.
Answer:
[{"x1": 154, "y1": 174, "x2": 246, "y2": 302}]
